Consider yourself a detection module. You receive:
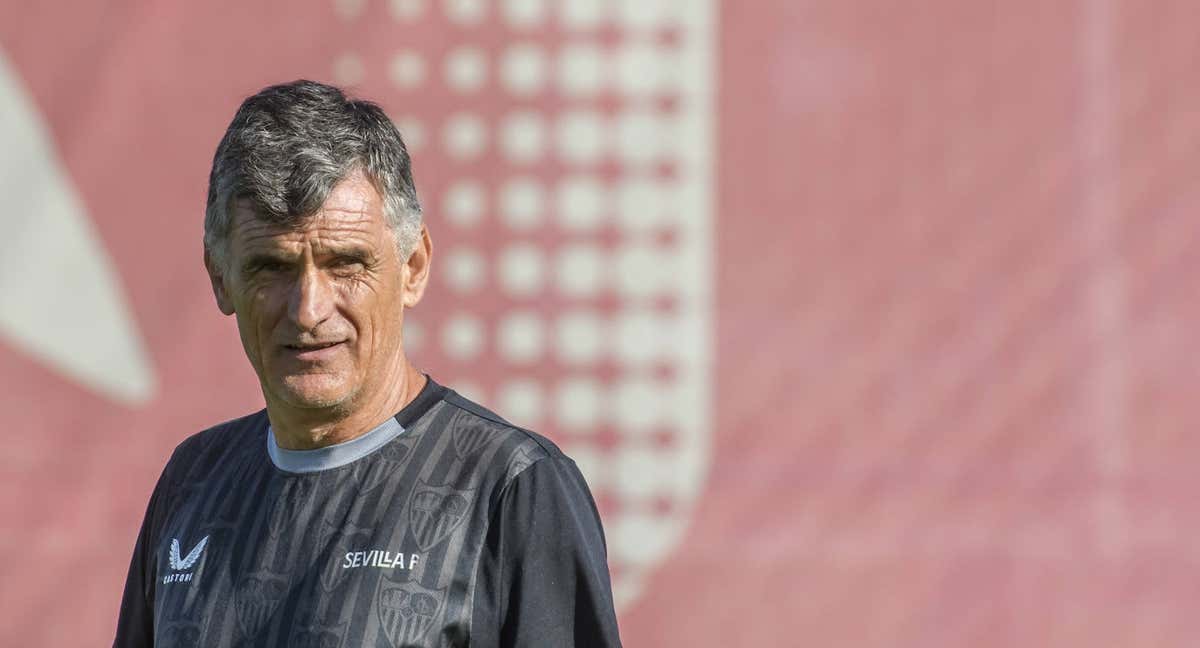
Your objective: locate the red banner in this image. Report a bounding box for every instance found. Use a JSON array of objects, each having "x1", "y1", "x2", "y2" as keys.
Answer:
[{"x1": 2, "y1": 1, "x2": 1200, "y2": 646}]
